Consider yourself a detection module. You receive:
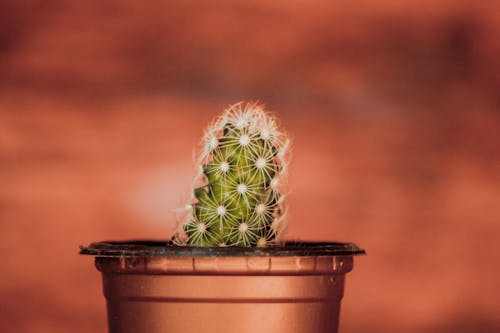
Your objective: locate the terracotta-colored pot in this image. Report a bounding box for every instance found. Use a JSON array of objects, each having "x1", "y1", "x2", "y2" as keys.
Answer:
[{"x1": 81, "y1": 241, "x2": 364, "y2": 333}]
